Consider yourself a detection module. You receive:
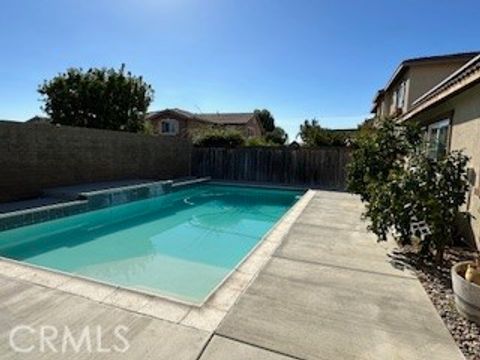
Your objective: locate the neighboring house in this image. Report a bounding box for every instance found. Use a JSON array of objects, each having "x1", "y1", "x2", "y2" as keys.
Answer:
[
  {"x1": 26, "y1": 116, "x2": 51, "y2": 124},
  {"x1": 371, "y1": 51, "x2": 480, "y2": 245},
  {"x1": 329, "y1": 128, "x2": 358, "y2": 141},
  {"x1": 146, "y1": 108, "x2": 264, "y2": 138}
]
